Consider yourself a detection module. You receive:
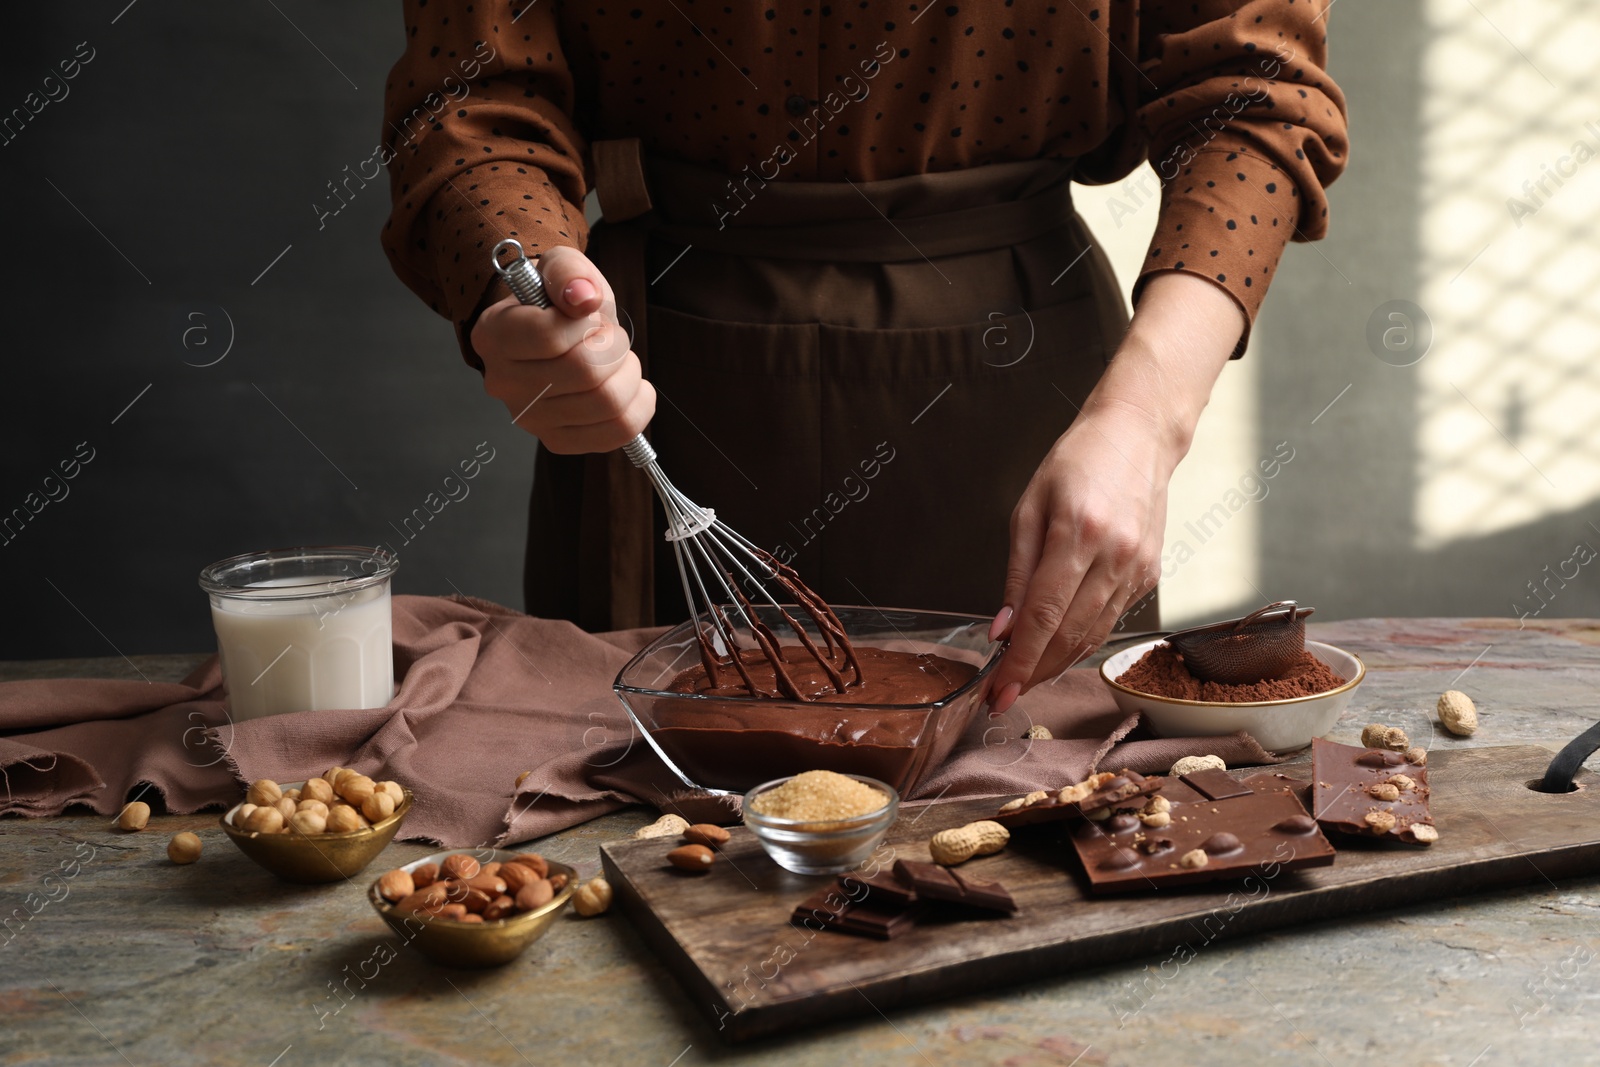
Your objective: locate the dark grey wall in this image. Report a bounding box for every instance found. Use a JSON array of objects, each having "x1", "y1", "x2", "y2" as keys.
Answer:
[{"x1": 0, "y1": 2, "x2": 537, "y2": 659}]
